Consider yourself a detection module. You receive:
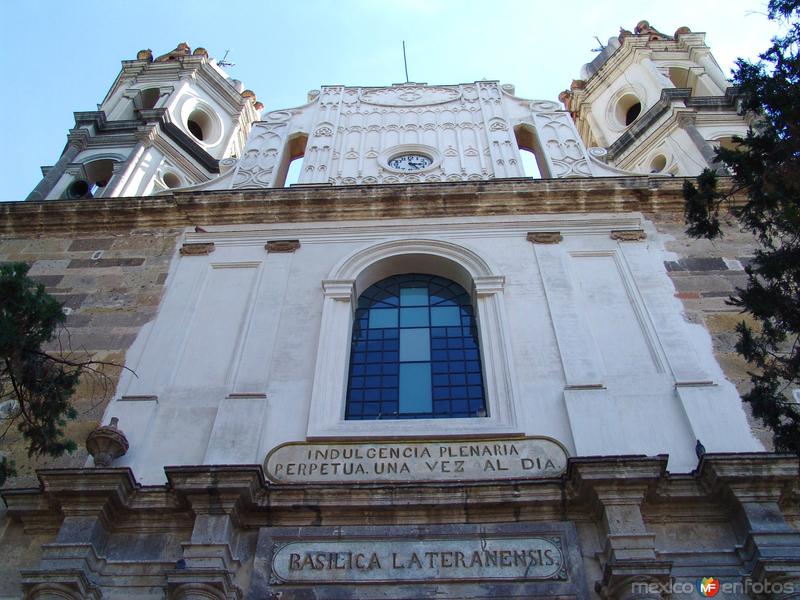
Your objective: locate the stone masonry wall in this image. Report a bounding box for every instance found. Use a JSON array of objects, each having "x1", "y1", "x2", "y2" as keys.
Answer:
[
  {"x1": 0, "y1": 229, "x2": 181, "y2": 486},
  {"x1": 650, "y1": 212, "x2": 773, "y2": 450},
  {"x1": 0, "y1": 228, "x2": 179, "y2": 597}
]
